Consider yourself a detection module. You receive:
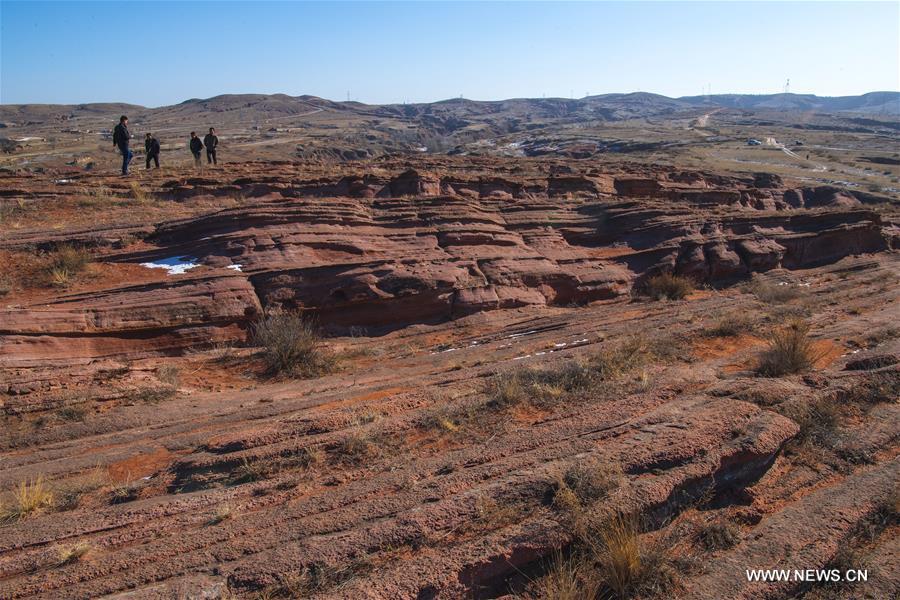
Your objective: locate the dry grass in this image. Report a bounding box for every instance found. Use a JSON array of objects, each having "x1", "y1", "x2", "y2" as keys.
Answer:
[
  {"x1": 485, "y1": 337, "x2": 659, "y2": 411},
  {"x1": 757, "y1": 320, "x2": 822, "y2": 376},
  {"x1": 559, "y1": 458, "x2": 623, "y2": 507},
  {"x1": 746, "y1": 277, "x2": 804, "y2": 303},
  {"x1": 129, "y1": 181, "x2": 148, "y2": 202},
  {"x1": 538, "y1": 513, "x2": 678, "y2": 599},
  {"x1": 642, "y1": 273, "x2": 694, "y2": 301},
  {"x1": 696, "y1": 521, "x2": 740, "y2": 551},
  {"x1": 44, "y1": 244, "x2": 90, "y2": 287},
  {"x1": 329, "y1": 431, "x2": 379, "y2": 465},
  {"x1": 251, "y1": 311, "x2": 335, "y2": 378},
  {"x1": 57, "y1": 541, "x2": 92, "y2": 565},
  {"x1": 233, "y1": 457, "x2": 275, "y2": 484},
  {"x1": 0, "y1": 275, "x2": 11, "y2": 297},
  {"x1": 704, "y1": 313, "x2": 756, "y2": 337},
  {"x1": 208, "y1": 503, "x2": 234, "y2": 525},
  {"x1": 1, "y1": 475, "x2": 54, "y2": 521}
]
